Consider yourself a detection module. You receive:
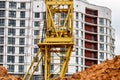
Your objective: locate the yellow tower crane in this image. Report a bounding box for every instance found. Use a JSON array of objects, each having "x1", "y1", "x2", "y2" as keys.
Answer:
[{"x1": 23, "y1": 0, "x2": 74, "y2": 80}]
